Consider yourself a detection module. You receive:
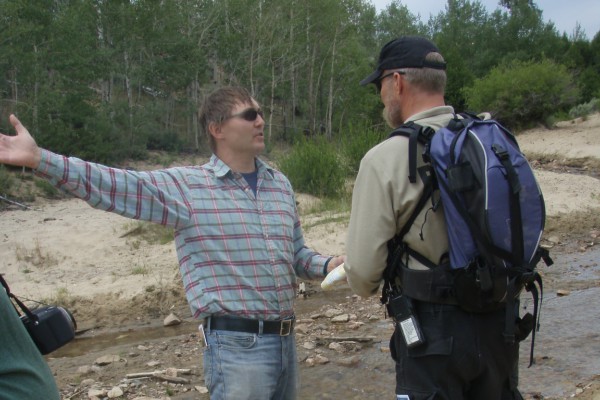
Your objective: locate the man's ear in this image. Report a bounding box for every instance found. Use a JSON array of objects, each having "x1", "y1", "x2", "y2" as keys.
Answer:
[
  {"x1": 395, "y1": 72, "x2": 405, "y2": 95},
  {"x1": 208, "y1": 122, "x2": 222, "y2": 140}
]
